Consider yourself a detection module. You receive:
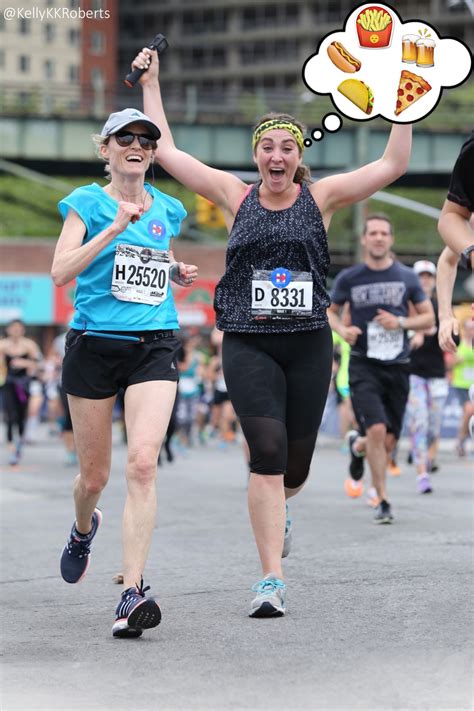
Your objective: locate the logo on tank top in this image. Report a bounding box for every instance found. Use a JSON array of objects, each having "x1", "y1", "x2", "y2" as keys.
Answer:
[
  {"x1": 270, "y1": 267, "x2": 291, "y2": 288},
  {"x1": 148, "y1": 219, "x2": 167, "y2": 241}
]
